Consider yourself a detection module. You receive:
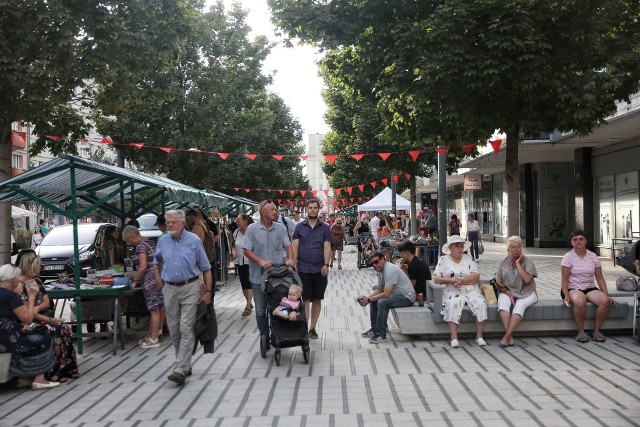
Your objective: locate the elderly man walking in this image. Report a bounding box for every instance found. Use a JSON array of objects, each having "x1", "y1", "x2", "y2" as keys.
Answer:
[
  {"x1": 243, "y1": 200, "x2": 295, "y2": 345},
  {"x1": 291, "y1": 199, "x2": 331, "y2": 339},
  {"x1": 154, "y1": 210, "x2": 213, "y2": 385}
]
